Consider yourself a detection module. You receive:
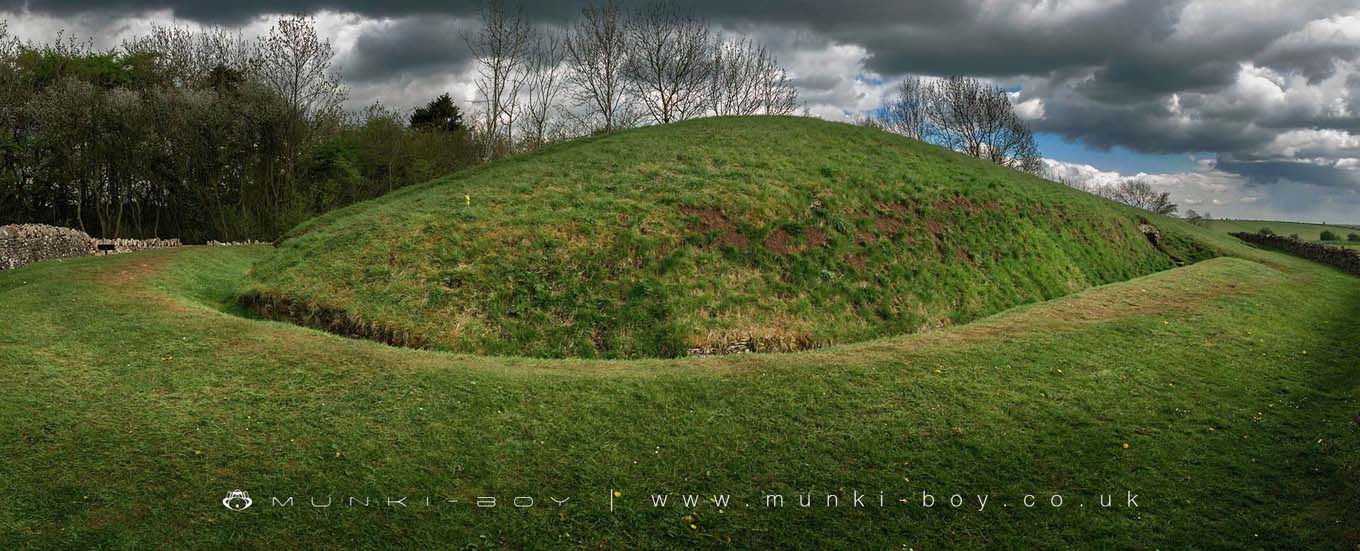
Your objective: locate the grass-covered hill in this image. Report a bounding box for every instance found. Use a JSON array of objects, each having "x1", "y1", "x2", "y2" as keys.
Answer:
[{"x1": 245, "y1": 116, "x2": 1219, "y2": 359}]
